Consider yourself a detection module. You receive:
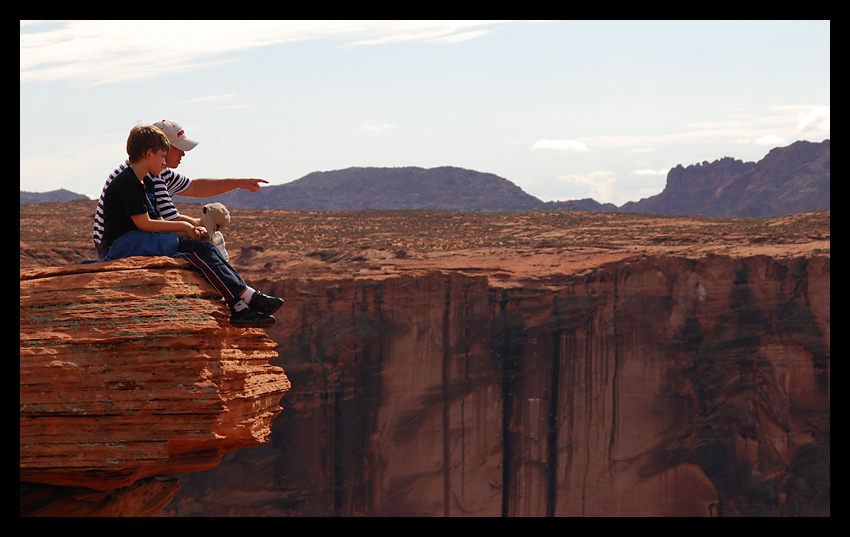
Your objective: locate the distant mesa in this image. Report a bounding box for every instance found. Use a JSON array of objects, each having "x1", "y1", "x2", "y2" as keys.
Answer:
[
  {"x1": 620, "y1": 139, "x2": 830, "y2": 217},
  {"x1": 21, "y1": 188, "x2": 90, "y2": 205},
  {"x1": 175, "y1": 166, "x2": 621, "y2": 214},
  {"x1": 182, "y1": 139, "x2": 829, "y2": 218},
  {"x1": 181, "y1": 166, "x2": 547, "y2": 212}
]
